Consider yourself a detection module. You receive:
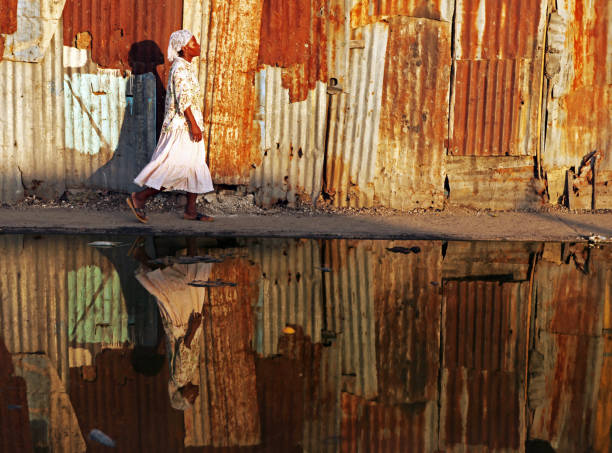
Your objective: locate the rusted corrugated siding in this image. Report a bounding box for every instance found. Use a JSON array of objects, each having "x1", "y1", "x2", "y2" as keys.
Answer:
[
  {"x1": 373, "y1": 17, "x2": 450, "y2": 209},
  {"x1": 323, "y1": 22, "x2": 387, "y2": 208},
  {"x1": 62, "y1": 0, "x2": 182, "y2": 87},
  {"x1": 69, "y1": 348, "x2": 187, "y2": 452},
  {"x1": 325, "y1": 17, "x2": 450, "y2": 209},
  {"x1": 543, "y1": 1, "x2": 612, "y2": 177},
  {"x1": 183, "y1": 0, "x2": 263, "y2": 185},
  {"x1": 258, "y1": 0, "x2": 328, "y2": 103},
  {"x1": 373, "y1": 241, "x2": 442, "y2": 405},
  {"x1": 440, "y1": 279, "x2": 529, "y2": 451},
  {"x1": 445, "y1": 156, "x2": 544, "y2": 209},
  {"x1": 0, "y1": 21, "x2": 65, "y2": 202},
  {"x1": 341, "y1": 393, "x2": 437, "y2": 452},
  {"x1": 250, "y1": 68, "x2": 328, "y2": 207},
  {"x1": 0, "y1": 0, "x2": 18, "y2": 59},
  {"x1": 449, "y1": 0, "x2": 547, "y2": 157},
  {"x1": 184, "y1": 257, "x2": 261, "y2": 447},
  {"x1": 350, "y1": 0, "x2": 455, "y2": 26}
]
